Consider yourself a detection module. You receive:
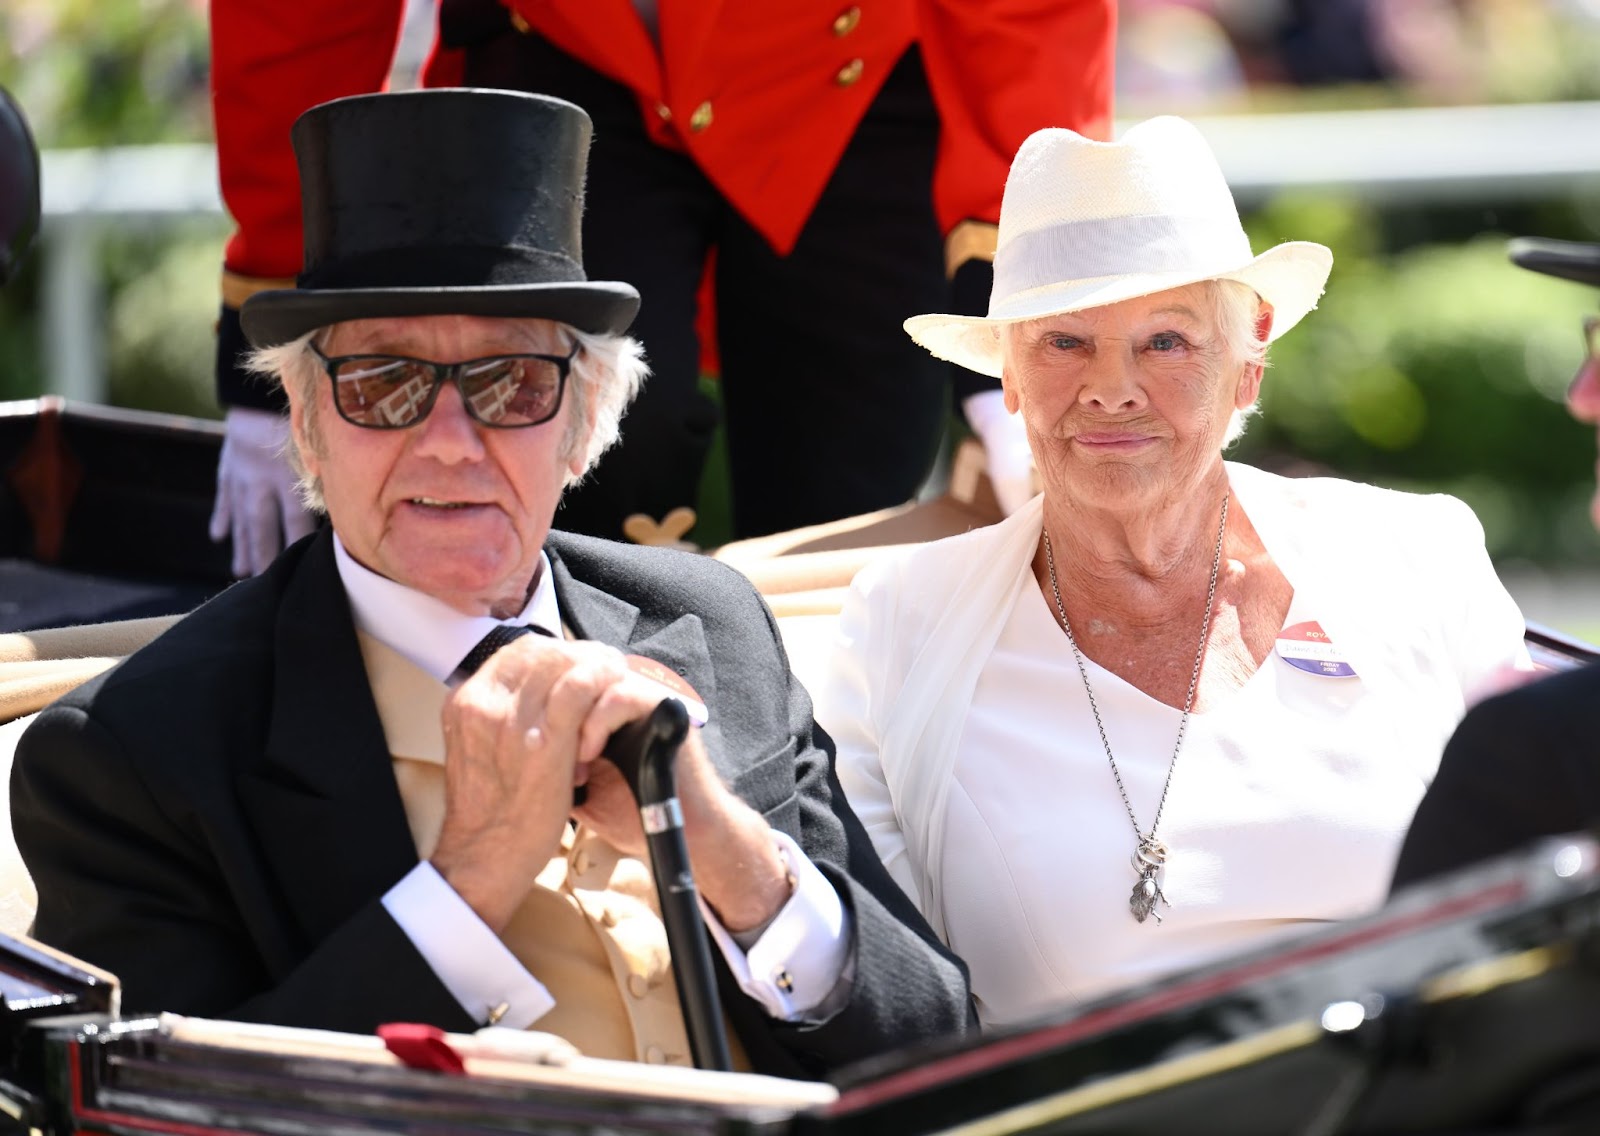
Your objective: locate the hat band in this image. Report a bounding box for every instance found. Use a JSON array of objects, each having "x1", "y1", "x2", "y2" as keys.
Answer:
[
  {"x1": 298, "y1": 245, "x2": 584, "y2": 291},
  {"x1": 993, "y1": 215, "x2": 1253, "y2": 304}
]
